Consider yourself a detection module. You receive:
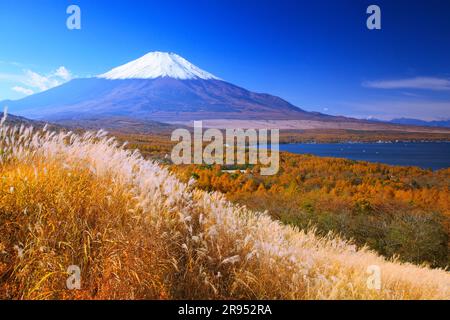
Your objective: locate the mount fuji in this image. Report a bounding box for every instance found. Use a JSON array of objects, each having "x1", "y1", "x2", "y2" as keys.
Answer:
[
  {"x1": 2, "y1": 52, "x2": 347, "y2": 124},
  {"x1": 98, "y1": 51, "x2": 220, "y2": 81}
]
